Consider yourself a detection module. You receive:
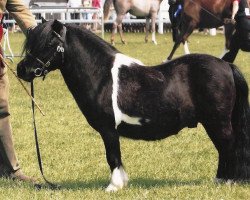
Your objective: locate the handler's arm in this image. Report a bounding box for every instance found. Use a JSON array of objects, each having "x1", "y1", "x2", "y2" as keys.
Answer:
[{"x1": 6, "y1": 0, "x2": 37, "y2": 35}]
